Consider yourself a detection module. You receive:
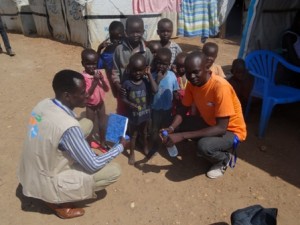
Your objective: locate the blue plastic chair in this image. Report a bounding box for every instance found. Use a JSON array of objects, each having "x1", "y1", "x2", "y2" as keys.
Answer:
[{"x1": 245, "y1": 50, "x2": 300, "y2": 138}]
